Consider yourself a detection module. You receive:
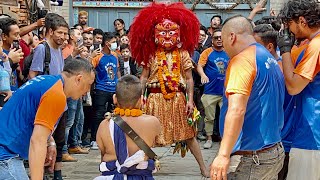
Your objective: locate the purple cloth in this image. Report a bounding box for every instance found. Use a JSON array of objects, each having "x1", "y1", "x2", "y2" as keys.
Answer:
[{"x1": 30, "y1": 44, "x2": 64, "y2": 75}]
